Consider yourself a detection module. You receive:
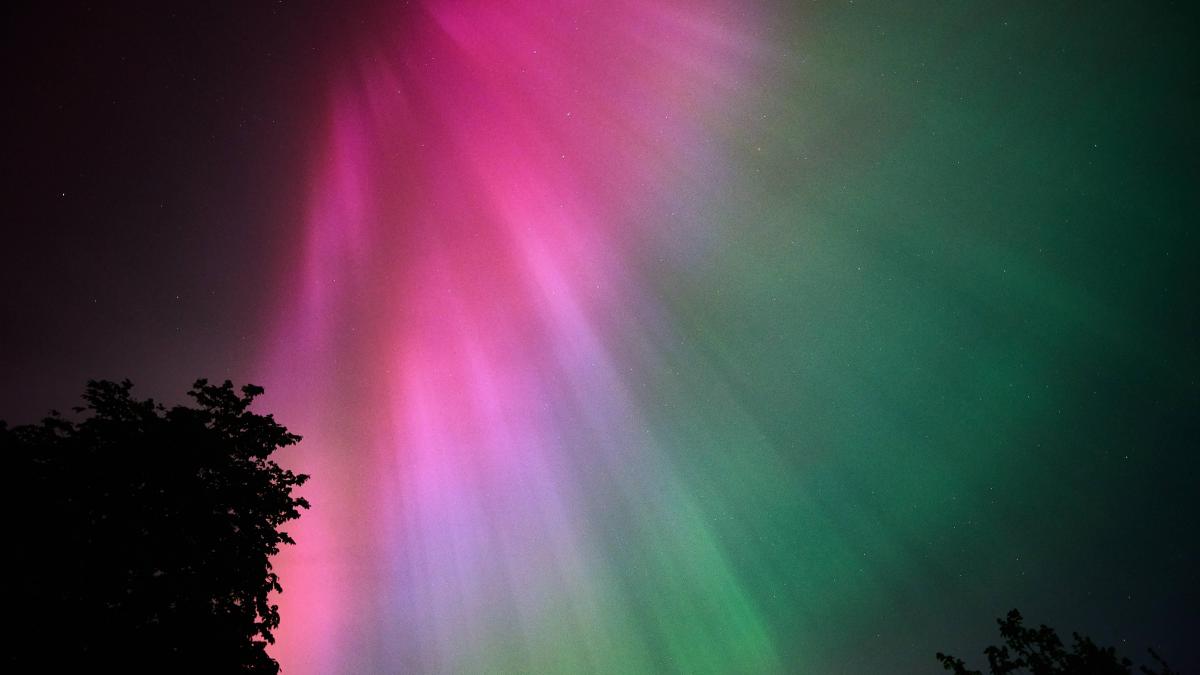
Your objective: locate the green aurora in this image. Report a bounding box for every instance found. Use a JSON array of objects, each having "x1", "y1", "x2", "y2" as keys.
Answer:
[{"x1": 632, "y1": 1, "x2": 1197, "y2": 670}]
